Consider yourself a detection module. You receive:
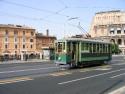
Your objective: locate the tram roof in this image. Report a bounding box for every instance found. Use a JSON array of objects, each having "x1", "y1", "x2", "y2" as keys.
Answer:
[{"x1": 56, "y1": 38, "x2": 110, "y2": 44}]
